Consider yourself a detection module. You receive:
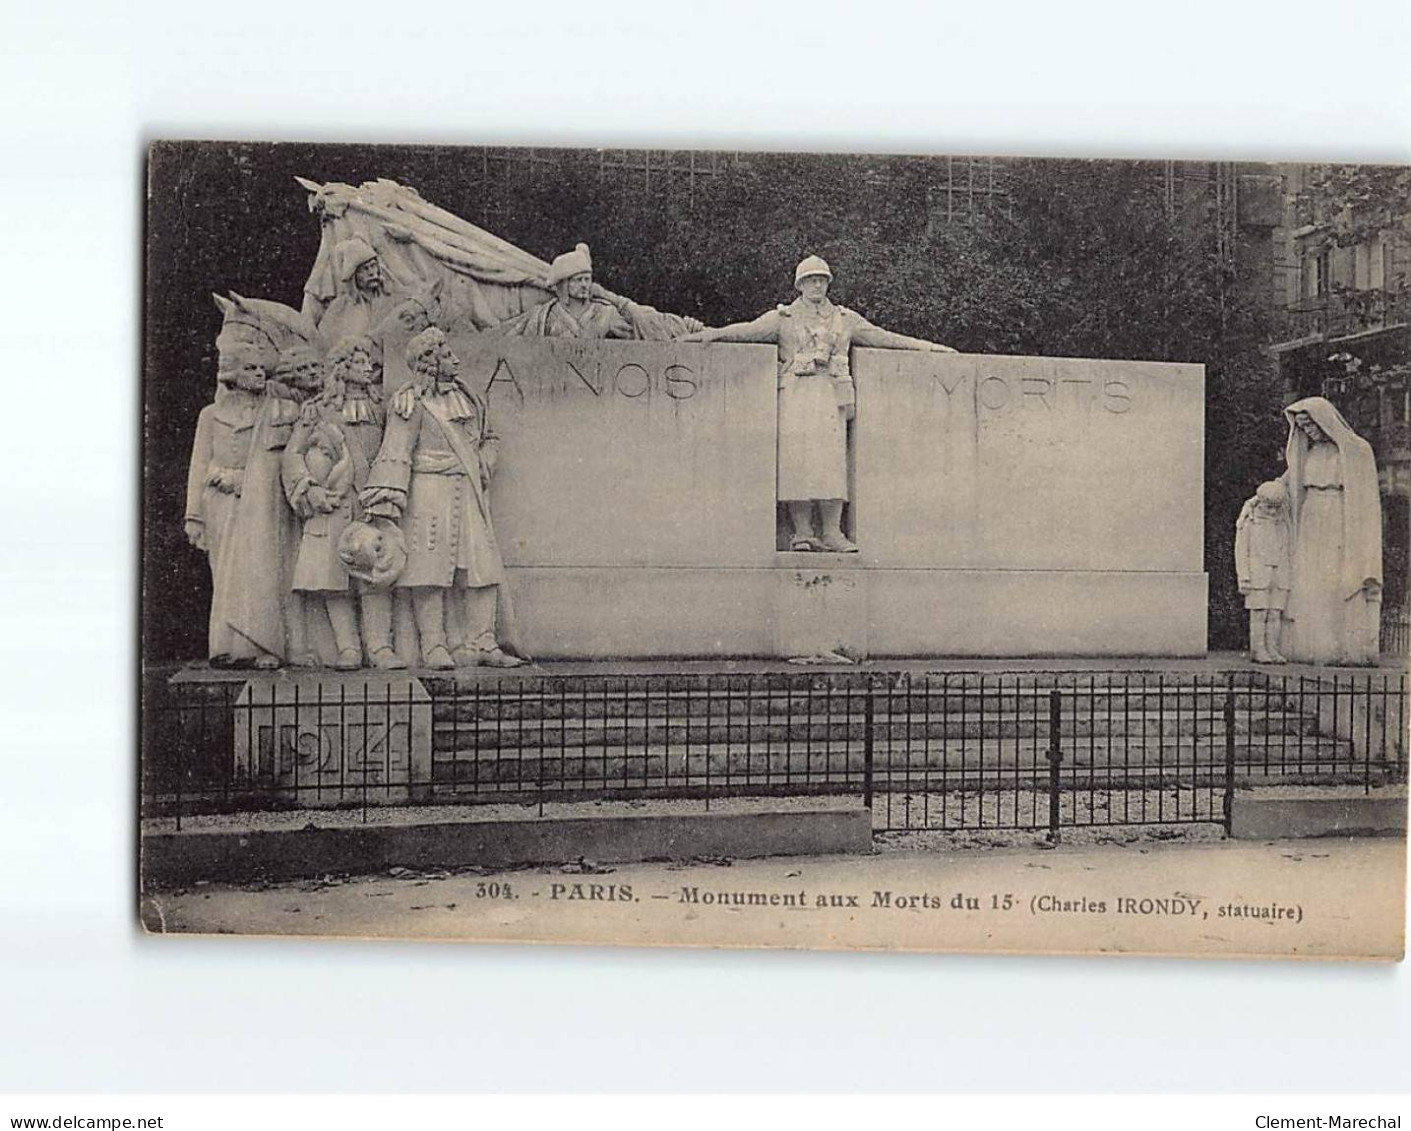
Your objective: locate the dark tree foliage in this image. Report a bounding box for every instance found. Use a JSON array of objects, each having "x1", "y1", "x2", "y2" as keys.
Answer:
[{"x1": 145, "y1": 144, "x2": 1283, "y2": 659}]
